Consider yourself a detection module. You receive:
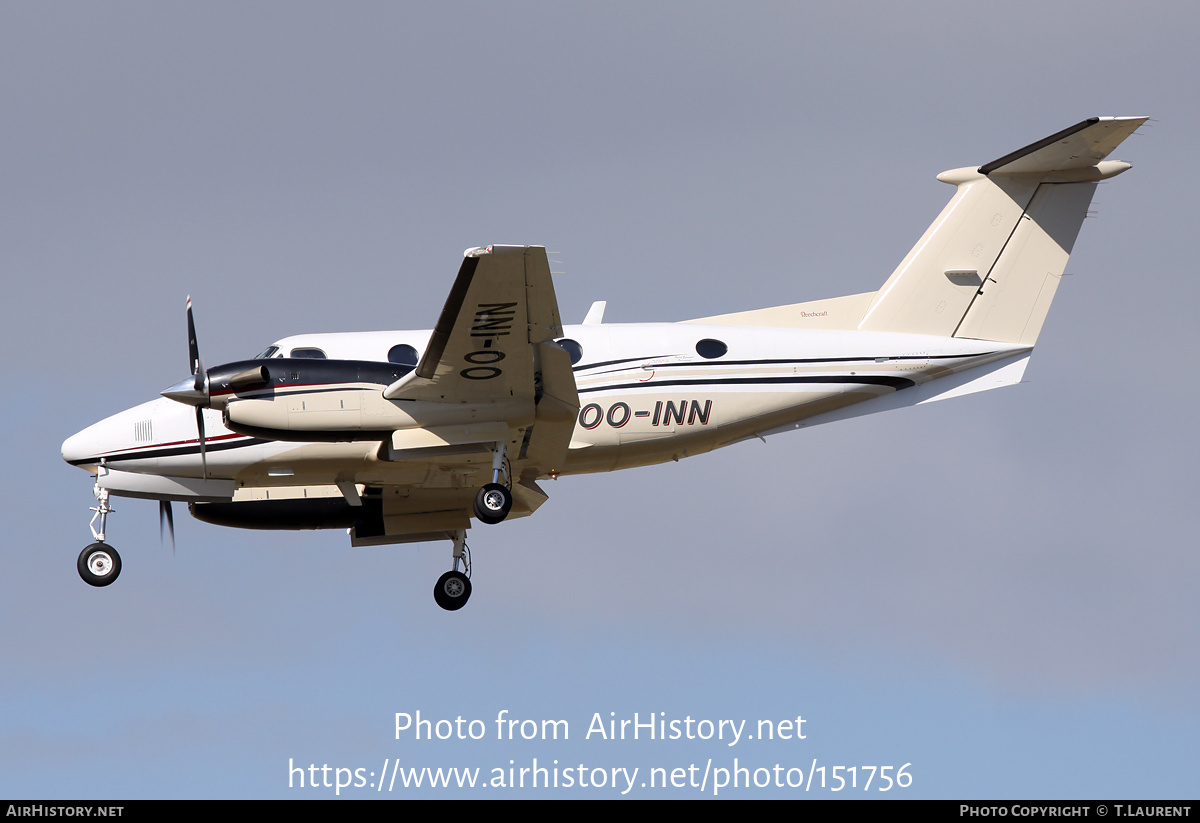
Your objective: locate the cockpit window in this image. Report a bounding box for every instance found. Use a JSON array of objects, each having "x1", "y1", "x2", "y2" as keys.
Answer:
[
  {"x1": 254, "y1": 346, "x2": 280, "y2": 359},
  {"x1": 290, "y1": 347, "x2": 327, "y2": 359}
]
